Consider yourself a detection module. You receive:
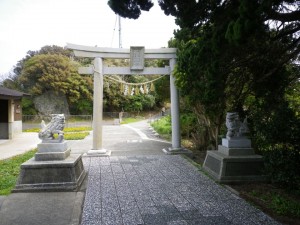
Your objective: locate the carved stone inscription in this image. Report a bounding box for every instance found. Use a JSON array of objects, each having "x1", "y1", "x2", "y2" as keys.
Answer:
[{"x1": 130, "y1": 46, "x2": 144, "y2": 71}]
